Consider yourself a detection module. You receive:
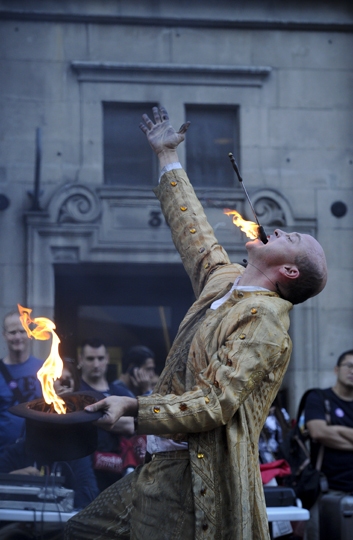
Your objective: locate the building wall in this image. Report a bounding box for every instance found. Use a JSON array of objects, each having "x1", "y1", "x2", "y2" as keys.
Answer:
[{"x1": 0, "y1": 0, "x2": 352, "y2": 414}]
